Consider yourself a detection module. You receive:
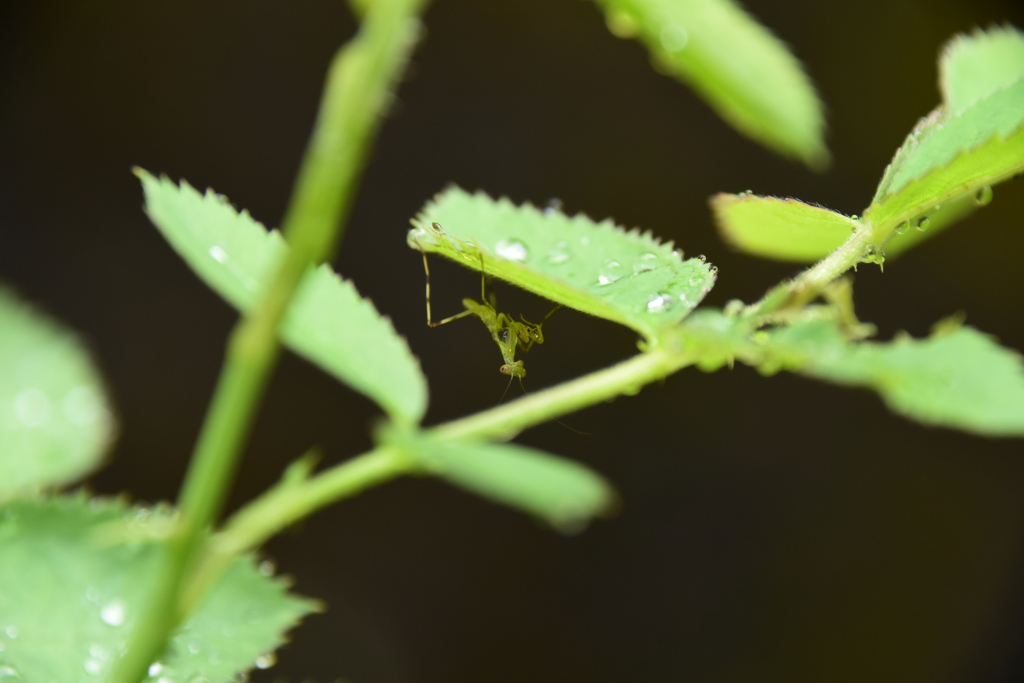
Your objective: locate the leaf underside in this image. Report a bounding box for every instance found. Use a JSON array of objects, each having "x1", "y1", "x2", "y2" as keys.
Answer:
[
  {"x1": 408, "y1": 186, "x2": 716, "y2": 340},
  {"x1": 591, "y1": 0, "x2": 828, "y2": 168},
  {"x1": 710, "y1": 194, "x2": 855, "y2": 262},
  {"x1": 397, "y1": 431, "x2": 617, "y2": 533},
  {"x1": 0, "y1": 495, "x2": 319, "y2": 683},
  {"x1": 137, "y1": 170, "x2": 427, "y2": 425},
  {"x1": 0, "y1": 289, "x2": 116, "y2": 502},
  {"x1": 772, "y1": 321, "x2": 1024, "y2": 437}
]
